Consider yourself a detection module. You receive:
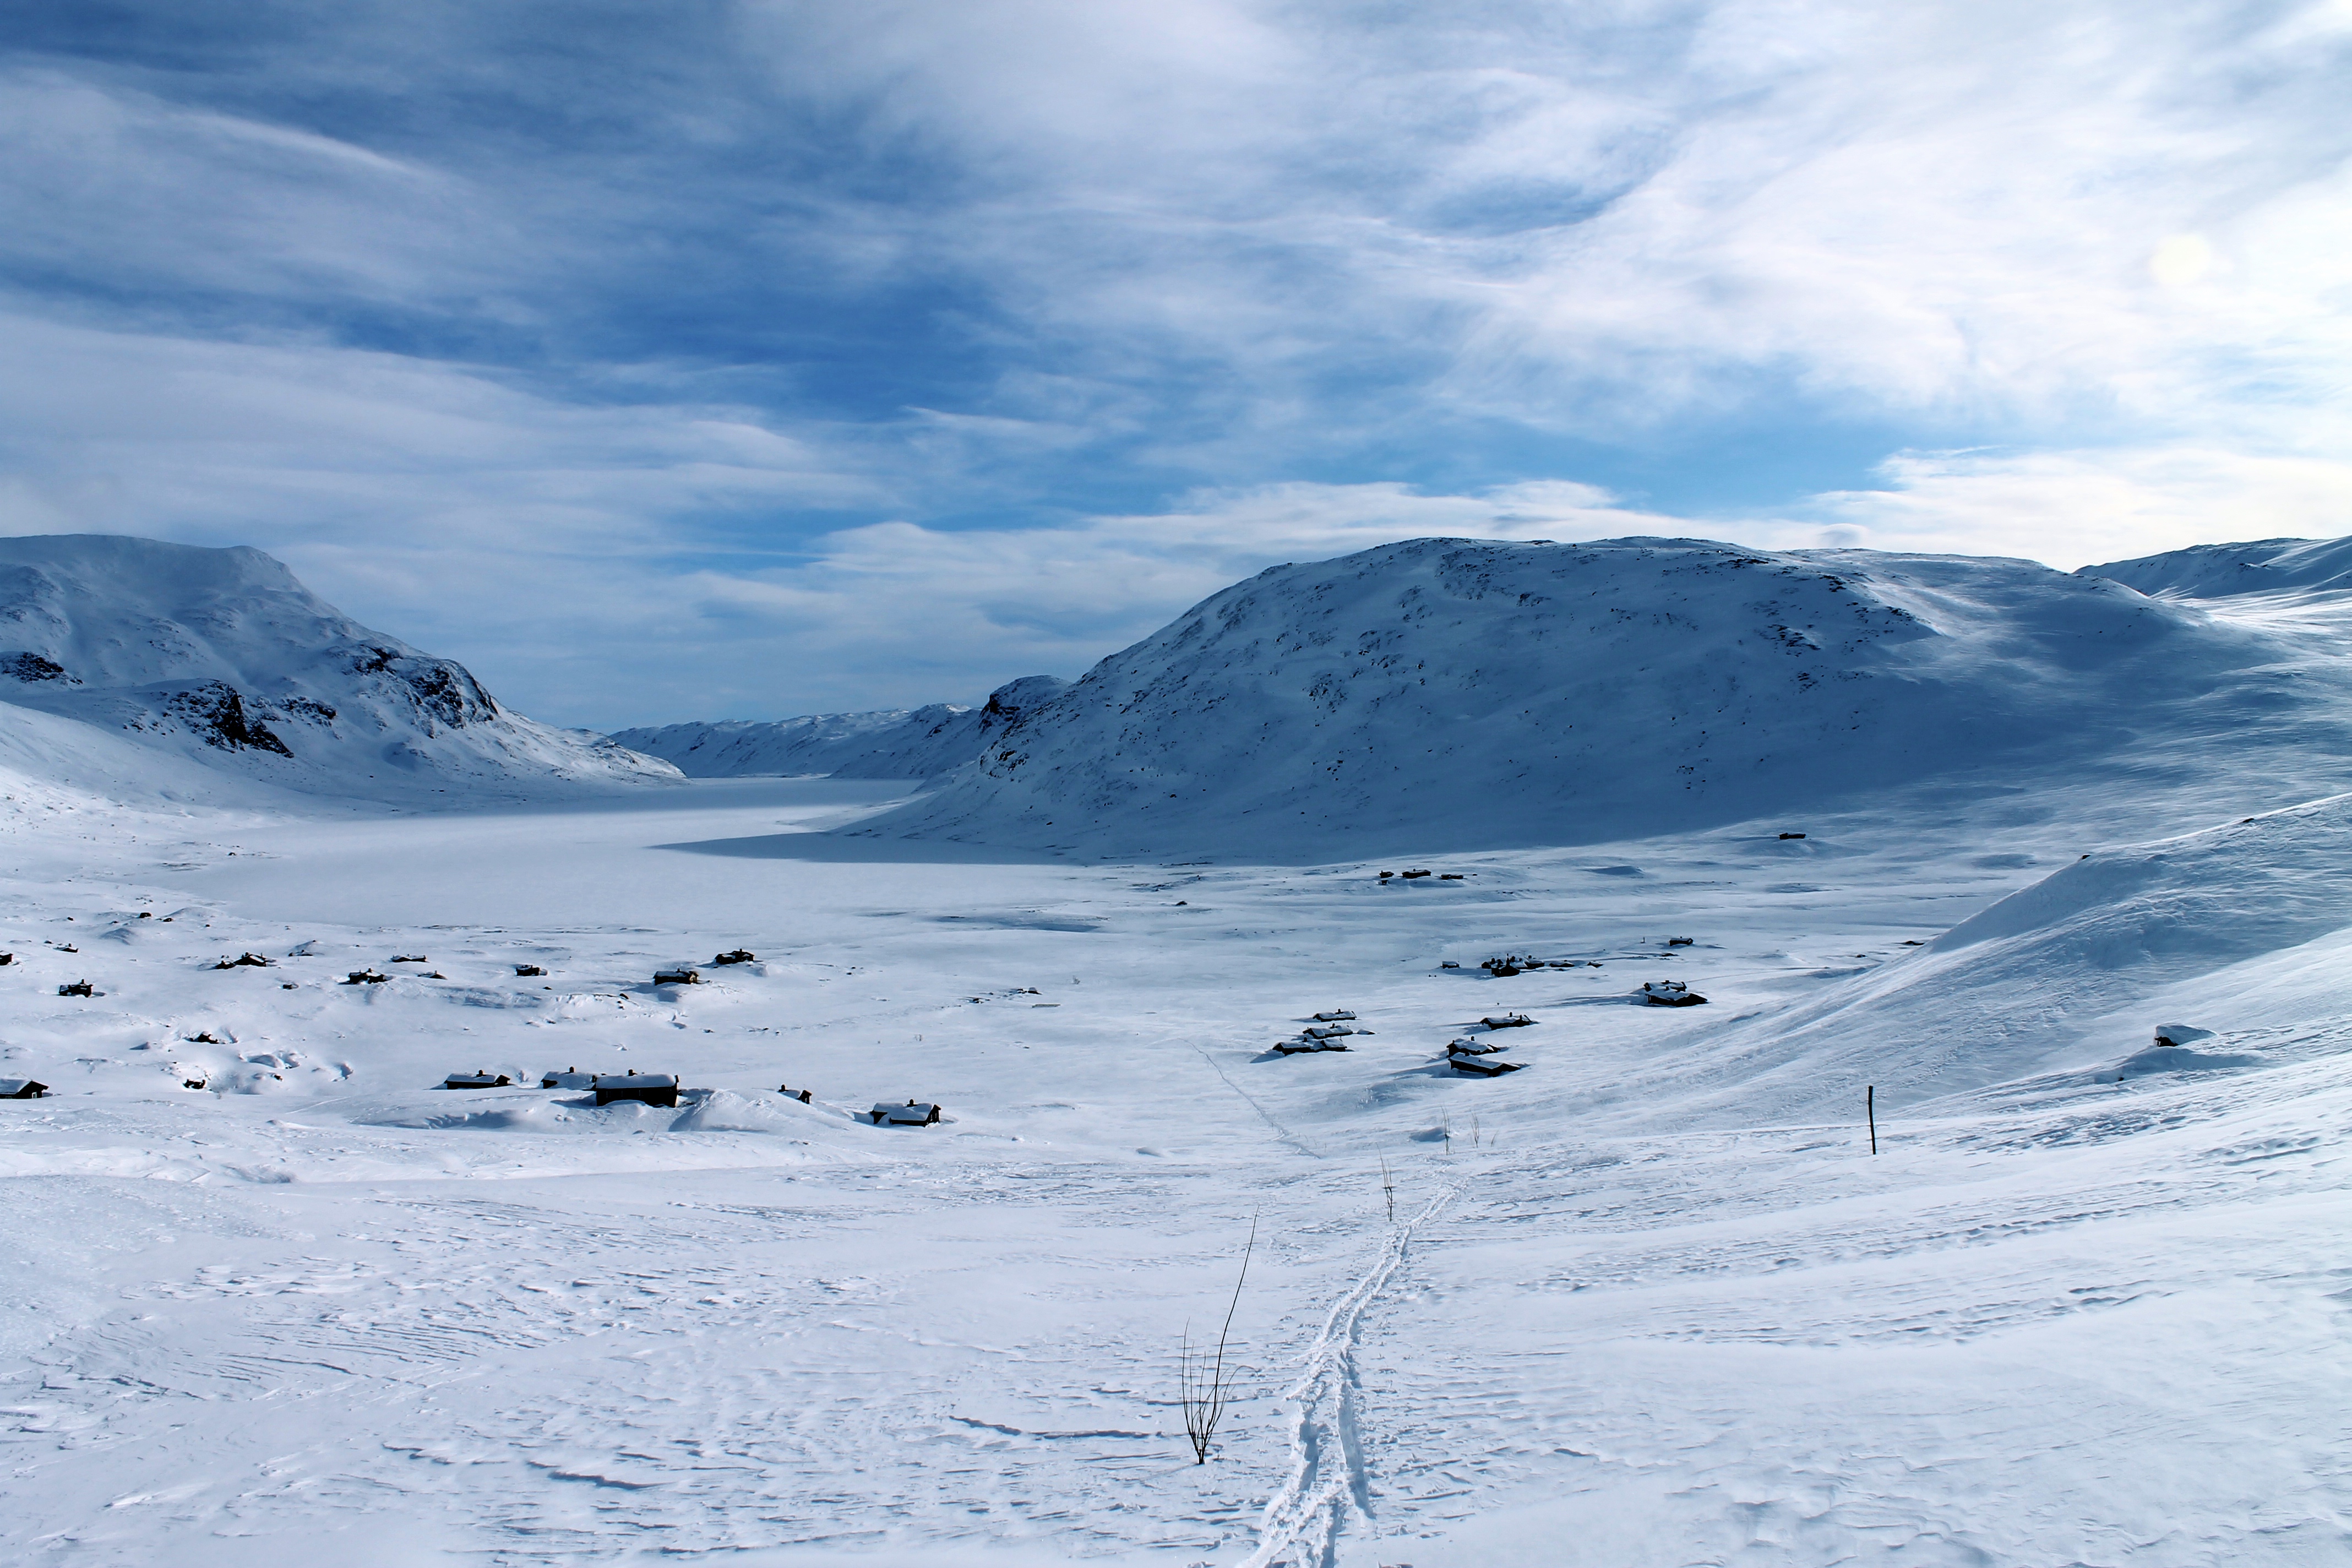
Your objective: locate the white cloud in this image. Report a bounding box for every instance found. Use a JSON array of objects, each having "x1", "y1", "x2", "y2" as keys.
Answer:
[
  {"x1": 3, "y1": 3, "x2": 2348, "y2": 727},
  {"x1": 722, "y1": 0, "x2": 2352, "y2": 454},
  {"x1": 1776, "y1": 447, "x2": 2352, "y2": 567}
]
